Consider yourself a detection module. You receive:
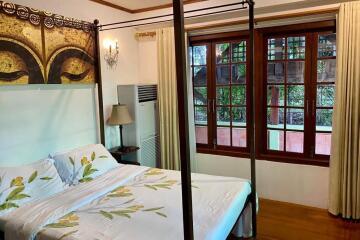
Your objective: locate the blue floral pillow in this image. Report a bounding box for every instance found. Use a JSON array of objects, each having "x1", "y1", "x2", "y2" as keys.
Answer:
[
  {"x1": 0, "y1": 159, "x2": 67, "y2": 217},
  {"x1": 51, "y1": 144, "x2": 119, "y2": 186}
]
